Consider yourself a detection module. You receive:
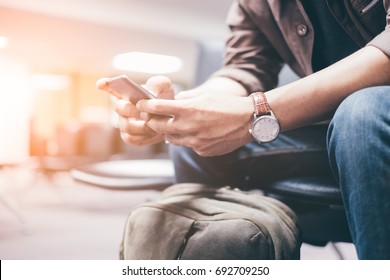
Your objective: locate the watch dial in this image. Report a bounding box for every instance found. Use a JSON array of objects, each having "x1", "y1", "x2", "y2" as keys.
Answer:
[{"x1": 252, "y1": 116, "x2": 280, "y2": 143}]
